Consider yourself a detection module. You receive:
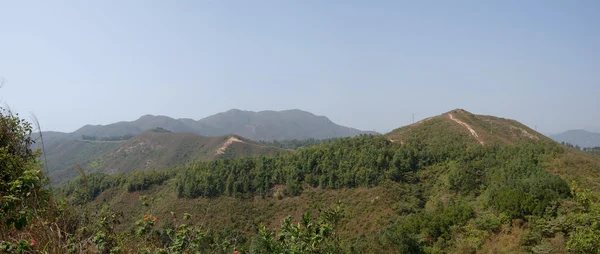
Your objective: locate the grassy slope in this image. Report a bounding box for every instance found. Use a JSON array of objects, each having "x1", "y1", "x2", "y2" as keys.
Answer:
[
  {"x1": 96, "y1": 181, "x2": 396, "y2": 234},
  {"x1": 387, "y1": 109, "x2": 552, "y2": 146},
  {"x1": 545, "y1": 147, "x2": 600, "y2": 192},
  {"x1": 45, "y1": 130, "x2": 284, "y2": 185},
  {"x1": 90, "y1": 130, "x2": 283, "y2": 175},
  {"x1": 42, "y1": 139, "x2": 121, "y2": 185},
  {"x1": 91, "y1": 179, "x2": 409, "y2": 252},
  {"x1": 388, "y1": 109, "x2": 600, "y2": 192}
]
